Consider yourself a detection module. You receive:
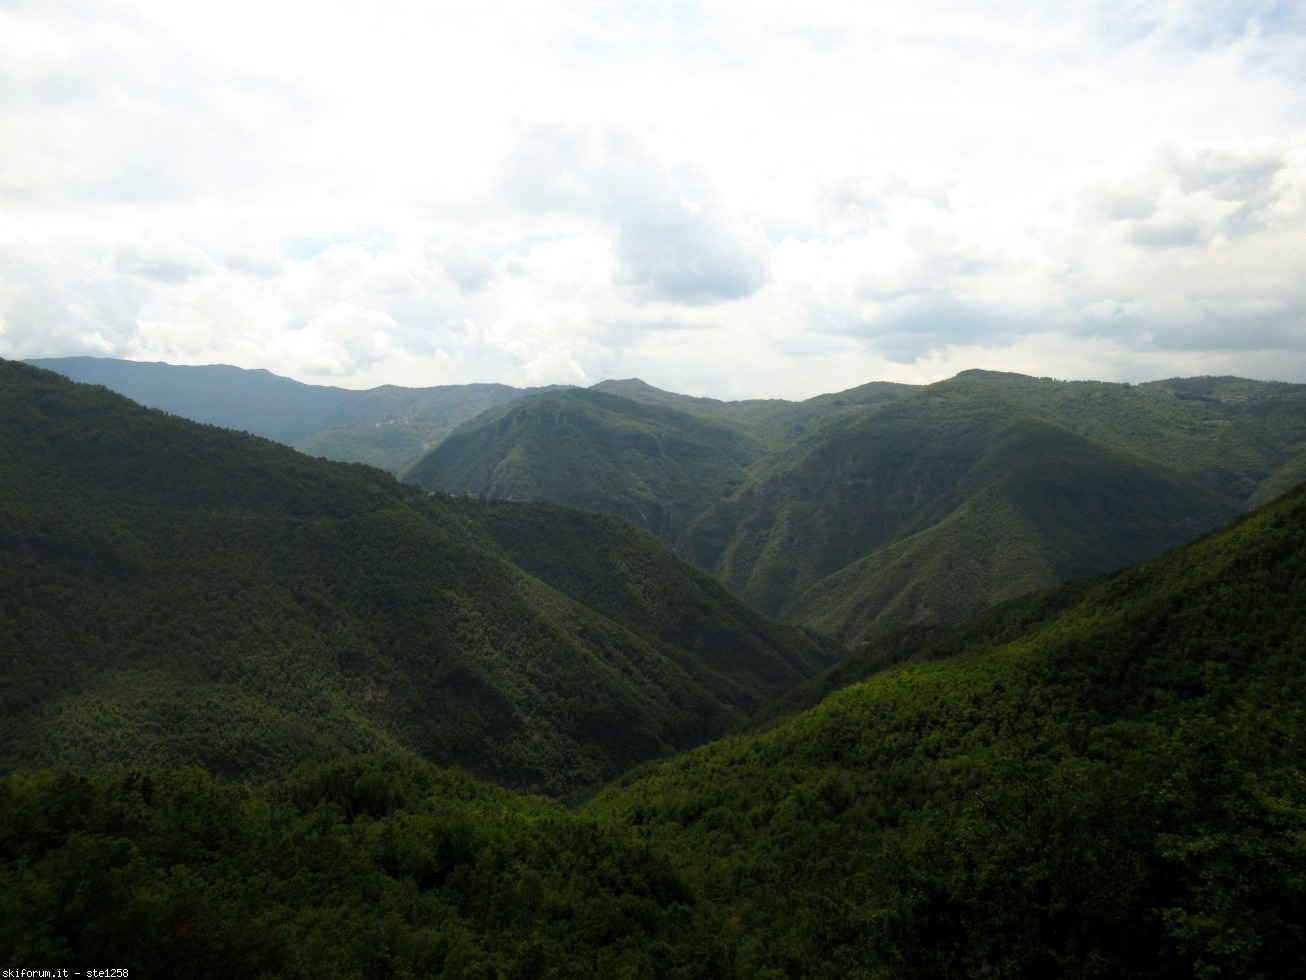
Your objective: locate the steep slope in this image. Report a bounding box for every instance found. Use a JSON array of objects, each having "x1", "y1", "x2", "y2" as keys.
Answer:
[
  {"x1": 406, "y1": 387, "x2": 769, "y2": 543},
  {"x1": 590, "y1": 376, "x2": 913, "y2": 441},
  {"x1": 0, "y1": 359, "x2": 838, "y2": 793},
  {"x1": 411, "y1": 370, "x2": 1306, "y2": 643},
  {"x1": 5, "y1": 478, "x2": 1303, "y2": 976},
  {"x1": 456, "y1": 499, "x2": 843, "y2": 708},
  {"x1": 587, "y1": 479, "x2": 1306, "y2": 977},
  {"x1": 688, "y1": 370, "x2": 1306, "y2": 637},
  {"x1": 24, "y1": 356, "x2": 559, "y2": 473},
  {"x1": 785, "y1": 416, "x2": 1233, "y2": 637}
]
